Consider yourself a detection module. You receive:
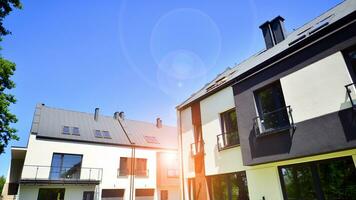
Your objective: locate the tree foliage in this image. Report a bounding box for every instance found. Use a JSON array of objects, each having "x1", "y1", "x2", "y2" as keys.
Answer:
[
  {"x1": 0, "y1": 0, "x2": 22, "y2": 154},
  {"x1": 0, "y1": 175, "x2": 5, "y2": 195}
]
